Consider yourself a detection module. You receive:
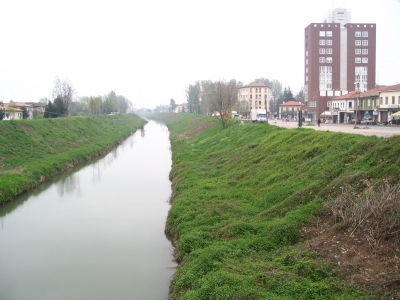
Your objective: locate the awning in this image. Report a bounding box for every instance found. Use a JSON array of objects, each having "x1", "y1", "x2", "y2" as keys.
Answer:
[
  {"x1": 320, "y1": 111, "x2": 337, "y2": 116},
  {"x1": 392, "y1": 111, "x2": 400, "y2": 117}
]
